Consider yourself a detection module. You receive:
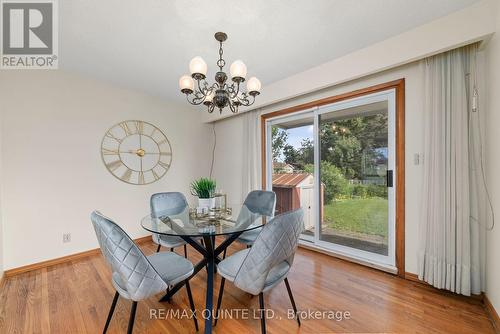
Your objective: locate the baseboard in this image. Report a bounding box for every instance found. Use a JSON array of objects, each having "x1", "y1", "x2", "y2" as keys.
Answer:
[
  {"x1": 484, "y1": 295, "x2": 500, "y2": 333},
  {"x1": 4, "y1": 235, "x2": 151, "y2": 278},
  {"x1": 404, "y1": 272, "x2": 421, "y2": 283}
]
